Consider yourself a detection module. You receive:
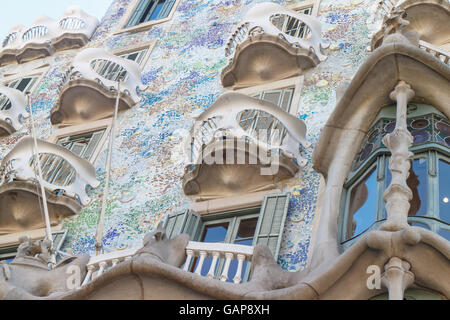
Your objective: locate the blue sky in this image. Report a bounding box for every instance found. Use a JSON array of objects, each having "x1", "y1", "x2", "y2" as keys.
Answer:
[{"x1": 0, "y1": 0, "x2": 112, "y2": 40}]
